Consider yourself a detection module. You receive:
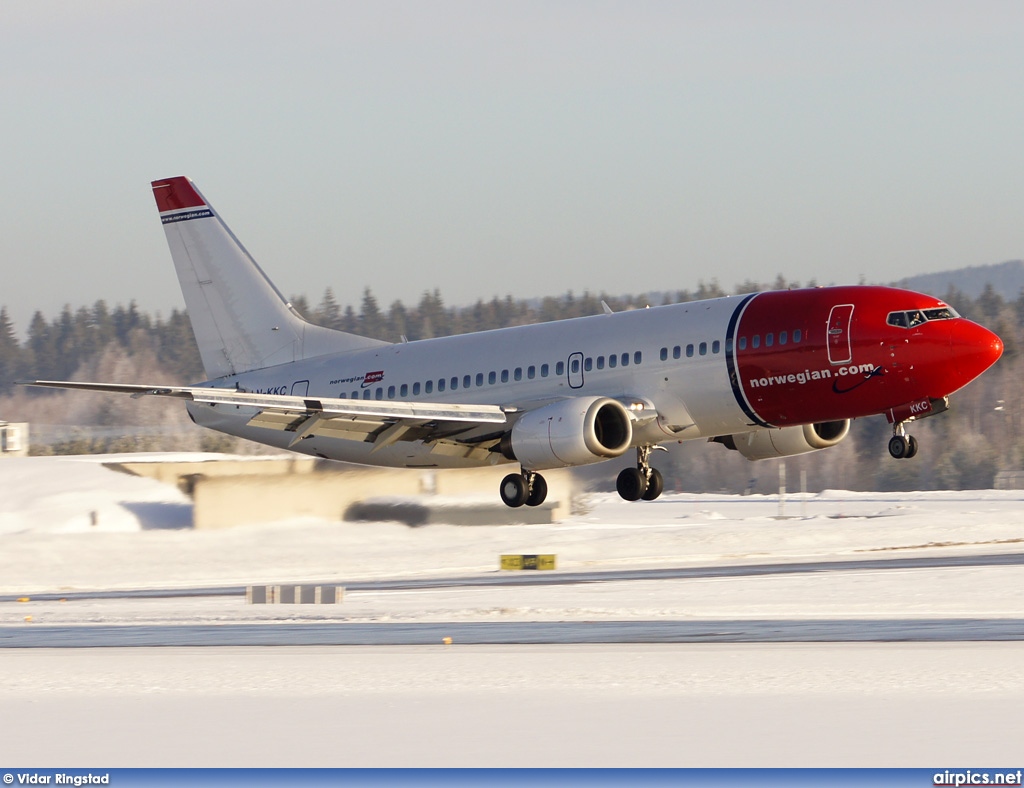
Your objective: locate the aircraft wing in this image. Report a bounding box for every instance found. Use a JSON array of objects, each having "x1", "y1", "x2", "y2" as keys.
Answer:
[{"x1": 24, "y1": 380, "x2": 509, "y2": 457}]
